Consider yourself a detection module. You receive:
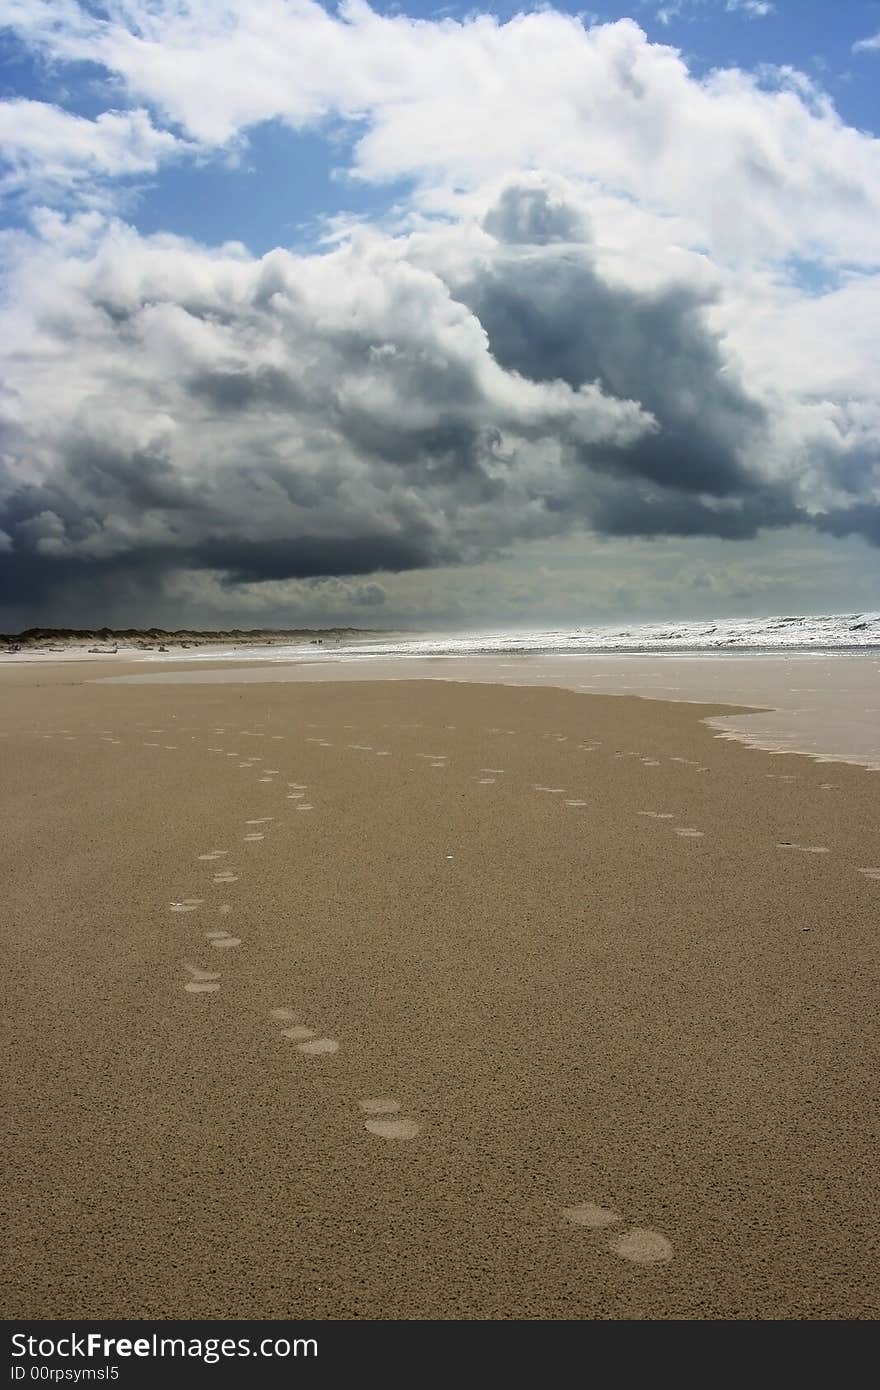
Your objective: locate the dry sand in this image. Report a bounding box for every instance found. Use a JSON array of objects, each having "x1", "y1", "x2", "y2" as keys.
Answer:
[{"x1": 1, "y1": 658, "x2": 878, "y2": 1319}]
